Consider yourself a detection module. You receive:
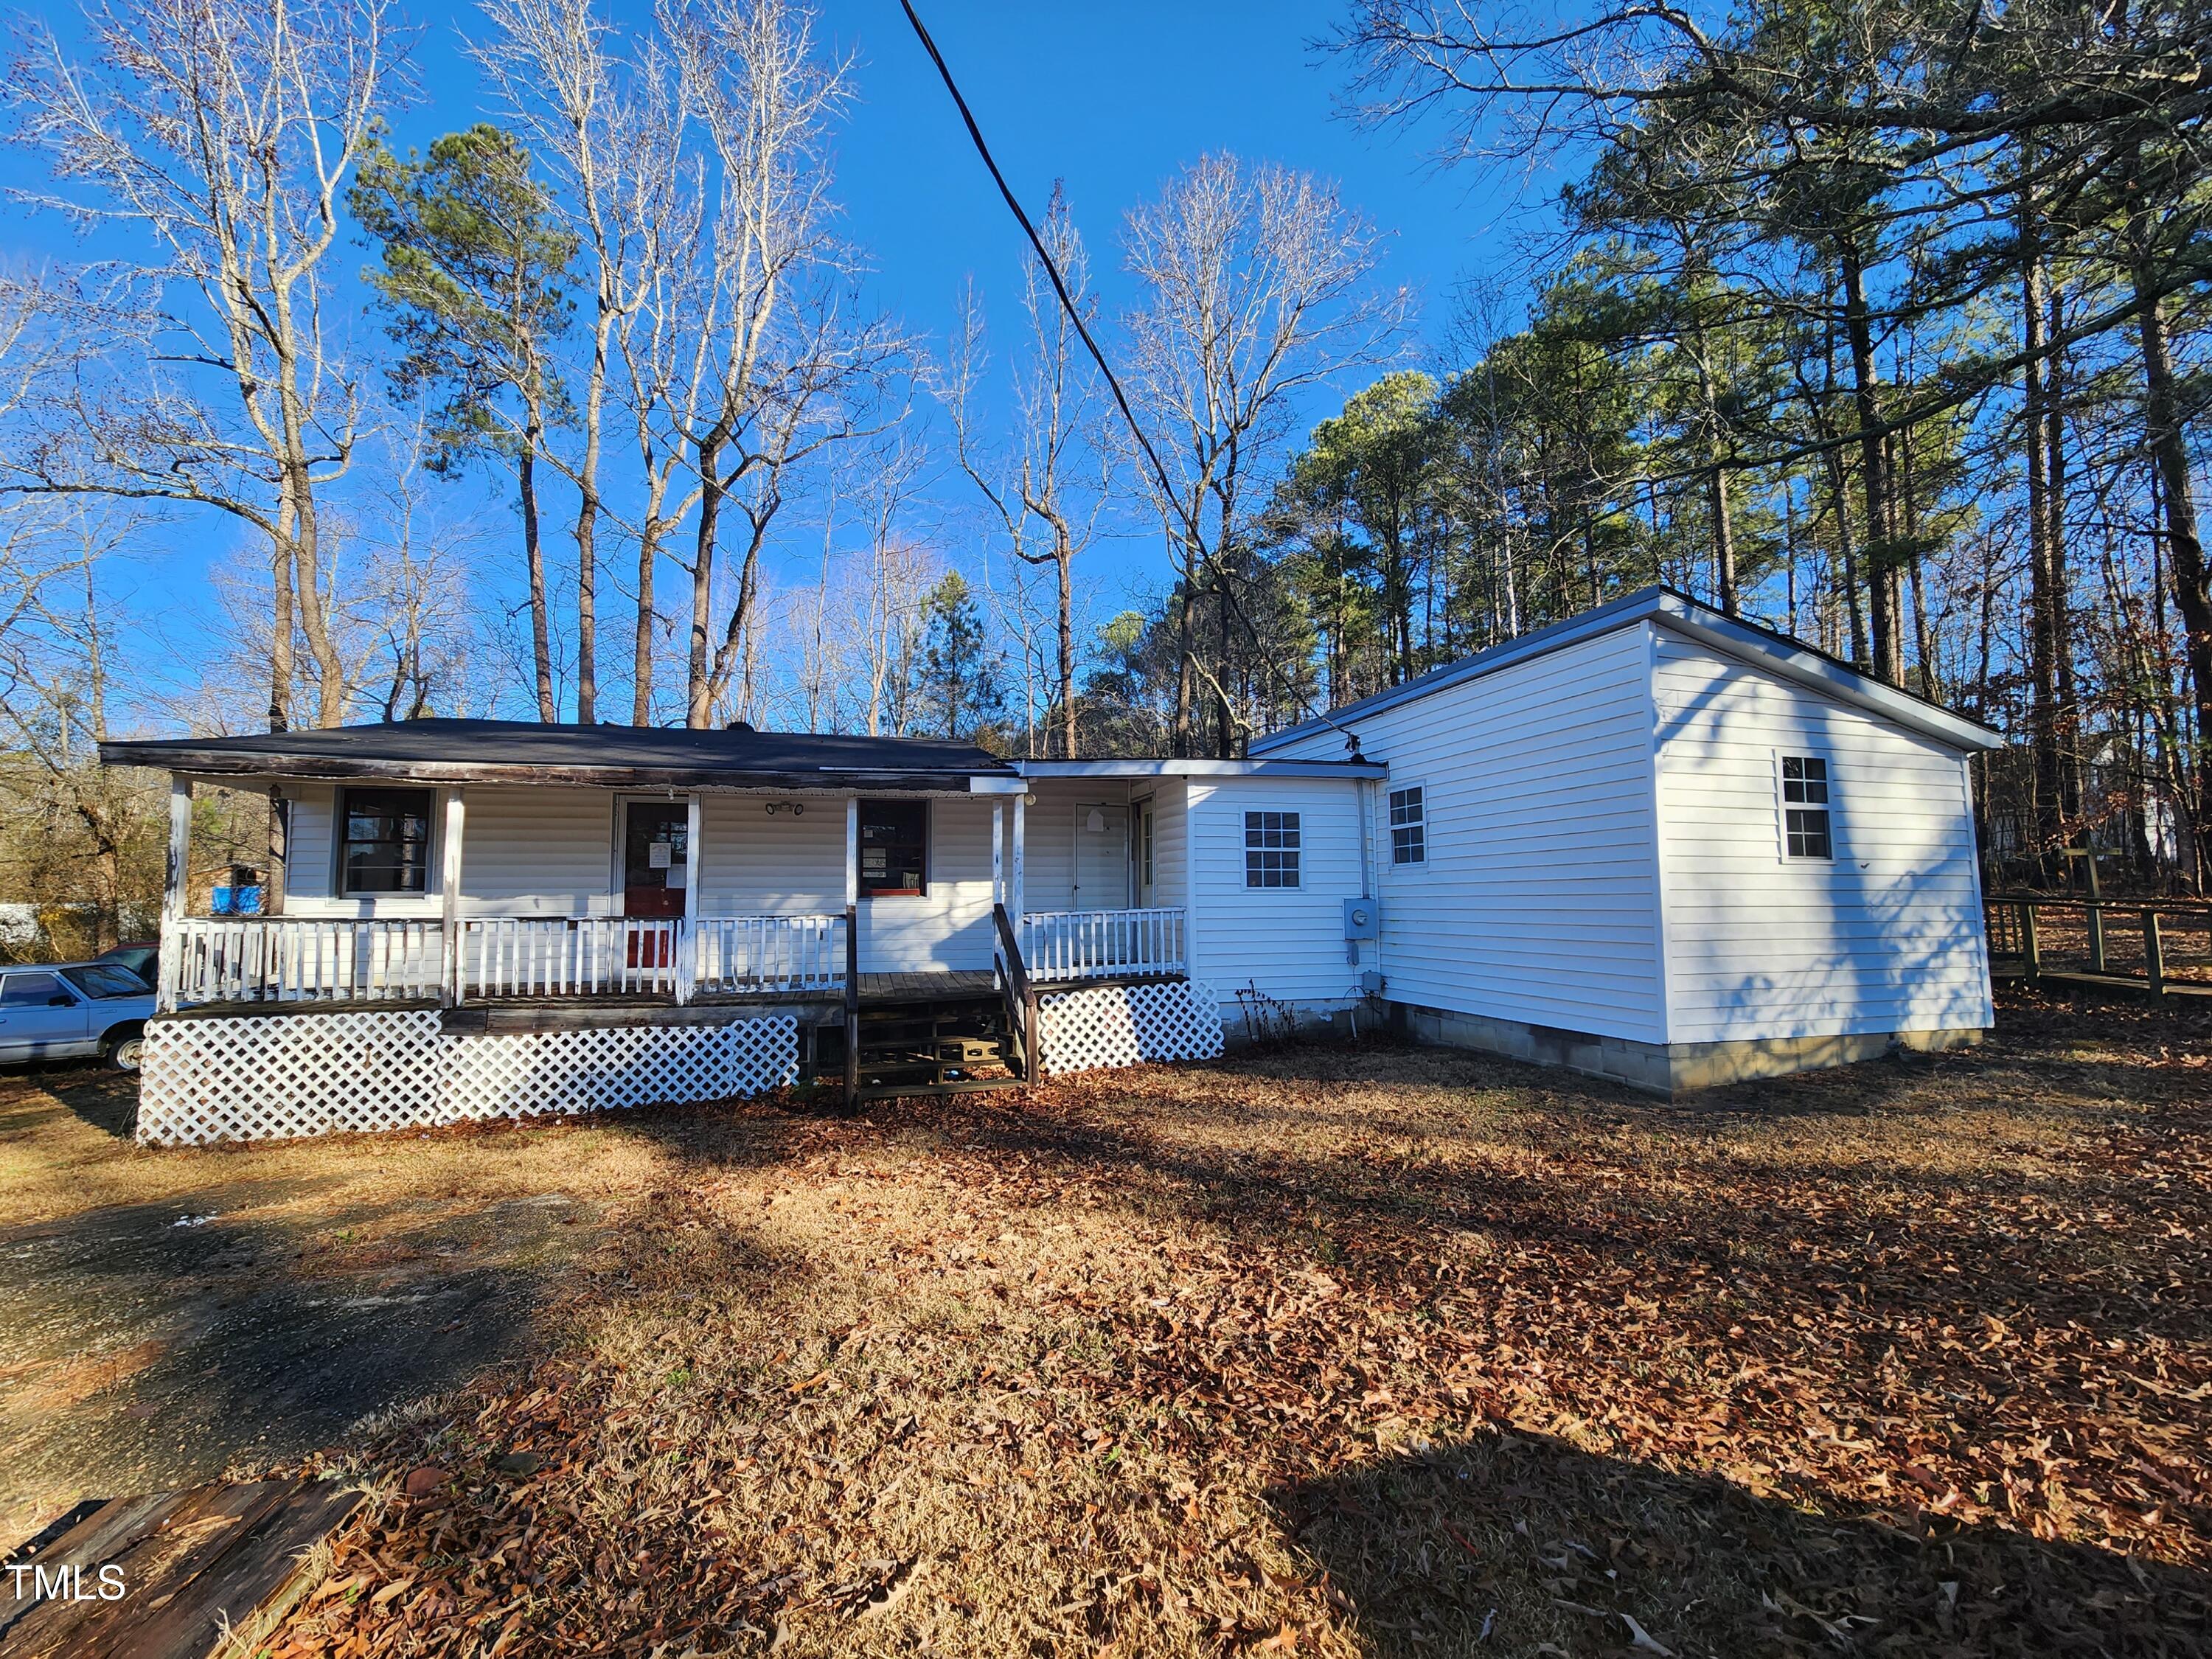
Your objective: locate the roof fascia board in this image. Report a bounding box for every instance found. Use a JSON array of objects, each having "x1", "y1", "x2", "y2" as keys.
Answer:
[
  {"x1": 1251, "y1": 584, "x2": 2001, "y2": 756},
  {"x1": 1251, "y1": 588, "x2": 1667, "y2": 754},
  {"x1": 1650, "y1": 601, "x2": 2003, "y2": 752},
  {"x1": 1016, "y1": 758, "x2": 1385, "y2": 779},
  {"x1": 95, "y1": 746, "x2": 1014, "y2": 792}
]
